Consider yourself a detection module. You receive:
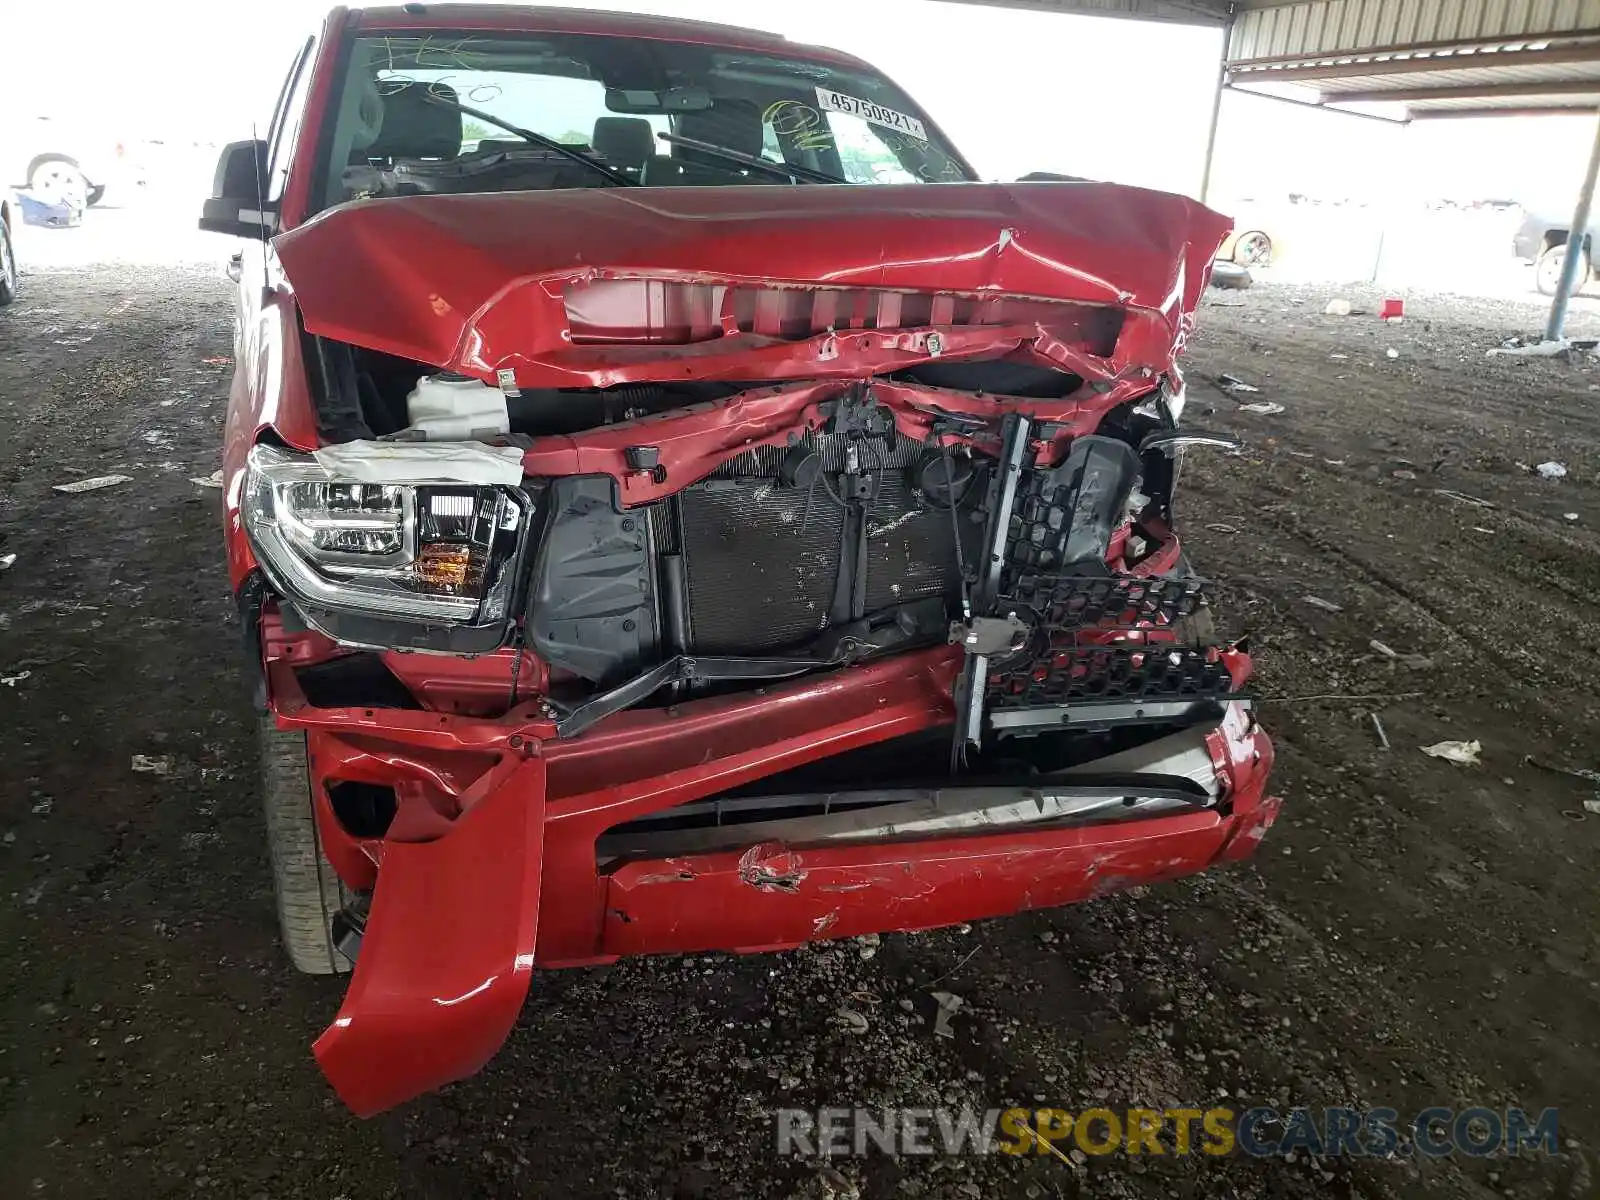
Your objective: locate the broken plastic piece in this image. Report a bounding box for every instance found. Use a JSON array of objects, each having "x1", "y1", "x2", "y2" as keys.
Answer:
[
  {"x1": 1302, "y1": 595, "x2": 1342, "y2": 613},
  {"x1": 1323, "y1": 298, "x2": 1352, "y2": 316},
  {"x1": 1238, "y1": 402, "x2": 1285, "y2": 415},
  {"x1": 53, "y1": 475, "x2": 131, "y2": 494},
  {"x1": 1421, "y1": 740, "x2": 1481, "y2": 767},
  {"x1": 1536, "y1": 461, "x2": 1568, "y2": 480},
  {"x1": 930, "y1": 991, "x2": 964, "y2": 1039}
]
